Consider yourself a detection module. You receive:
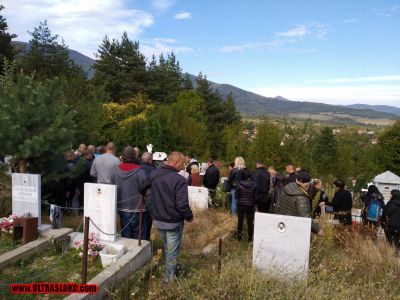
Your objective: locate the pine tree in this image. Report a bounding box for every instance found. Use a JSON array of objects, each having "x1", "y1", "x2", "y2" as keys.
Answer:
[
  {"x1": 19, "y1": 20, "x2": 80, "y2": 80},
  {"x1": 0, "y1": 66, "x2": 76, "y2": 174},
  {"x1": 92, "y1": 32, "x2": 147, "y2": 102},
  {"x1": 146, "y1": 52, "x2": 183, "y2": 103},
  {"x1": 0, "y1": 5, "x2": 17, "y2": 73},
  {"x1": 377, "y1": 120, "x2": 400, "y2": 175},
  {"x1": 196, "y1": 73, "x2": 238, "y2": 156},
  {"x1": 311, "y1": 126, "x2": 338, "y2": 177},
  {"x1": 224, "y1": 92, "x2": 241, "y2": 125}
]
